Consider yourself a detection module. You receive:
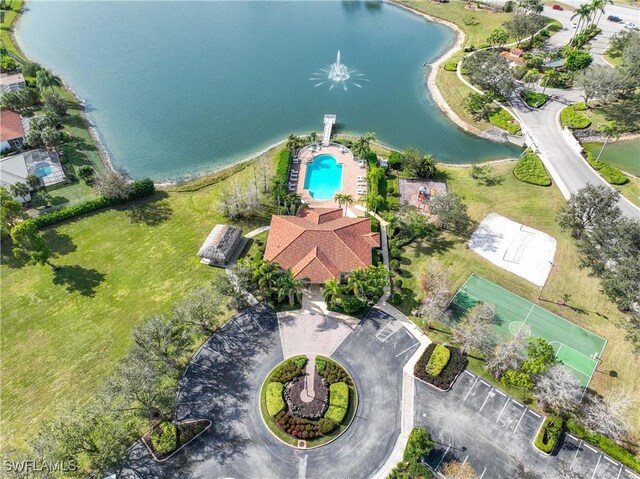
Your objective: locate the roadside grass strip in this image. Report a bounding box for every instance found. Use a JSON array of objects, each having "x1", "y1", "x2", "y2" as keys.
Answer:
[{"x1": 441, "y1": 274, "x2": 606, "y2": 388}]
